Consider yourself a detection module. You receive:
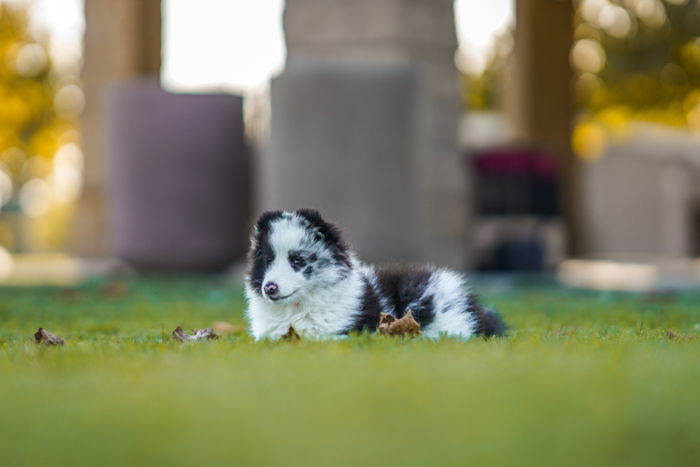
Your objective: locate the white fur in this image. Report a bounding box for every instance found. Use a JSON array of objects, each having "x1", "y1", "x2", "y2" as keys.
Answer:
[
  {"x1": 420, "y1": 270, "x2": 477, "y2": 339},
  {"x1": 245, "y1": 267, "x2": 365, "y2": 340},
  {"x1": 246, "y1": 213, "x2": 364, "y2": 340}
]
